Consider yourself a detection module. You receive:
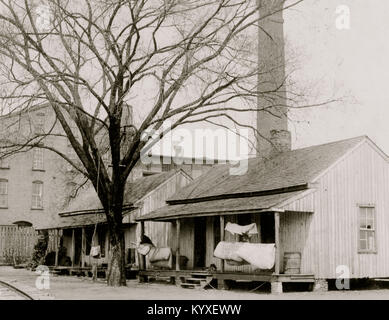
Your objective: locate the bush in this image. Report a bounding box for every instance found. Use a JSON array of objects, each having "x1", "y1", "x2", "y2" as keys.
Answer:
[{"x1": 28, "y1": 233, "x2": 49, "y2": 270}]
